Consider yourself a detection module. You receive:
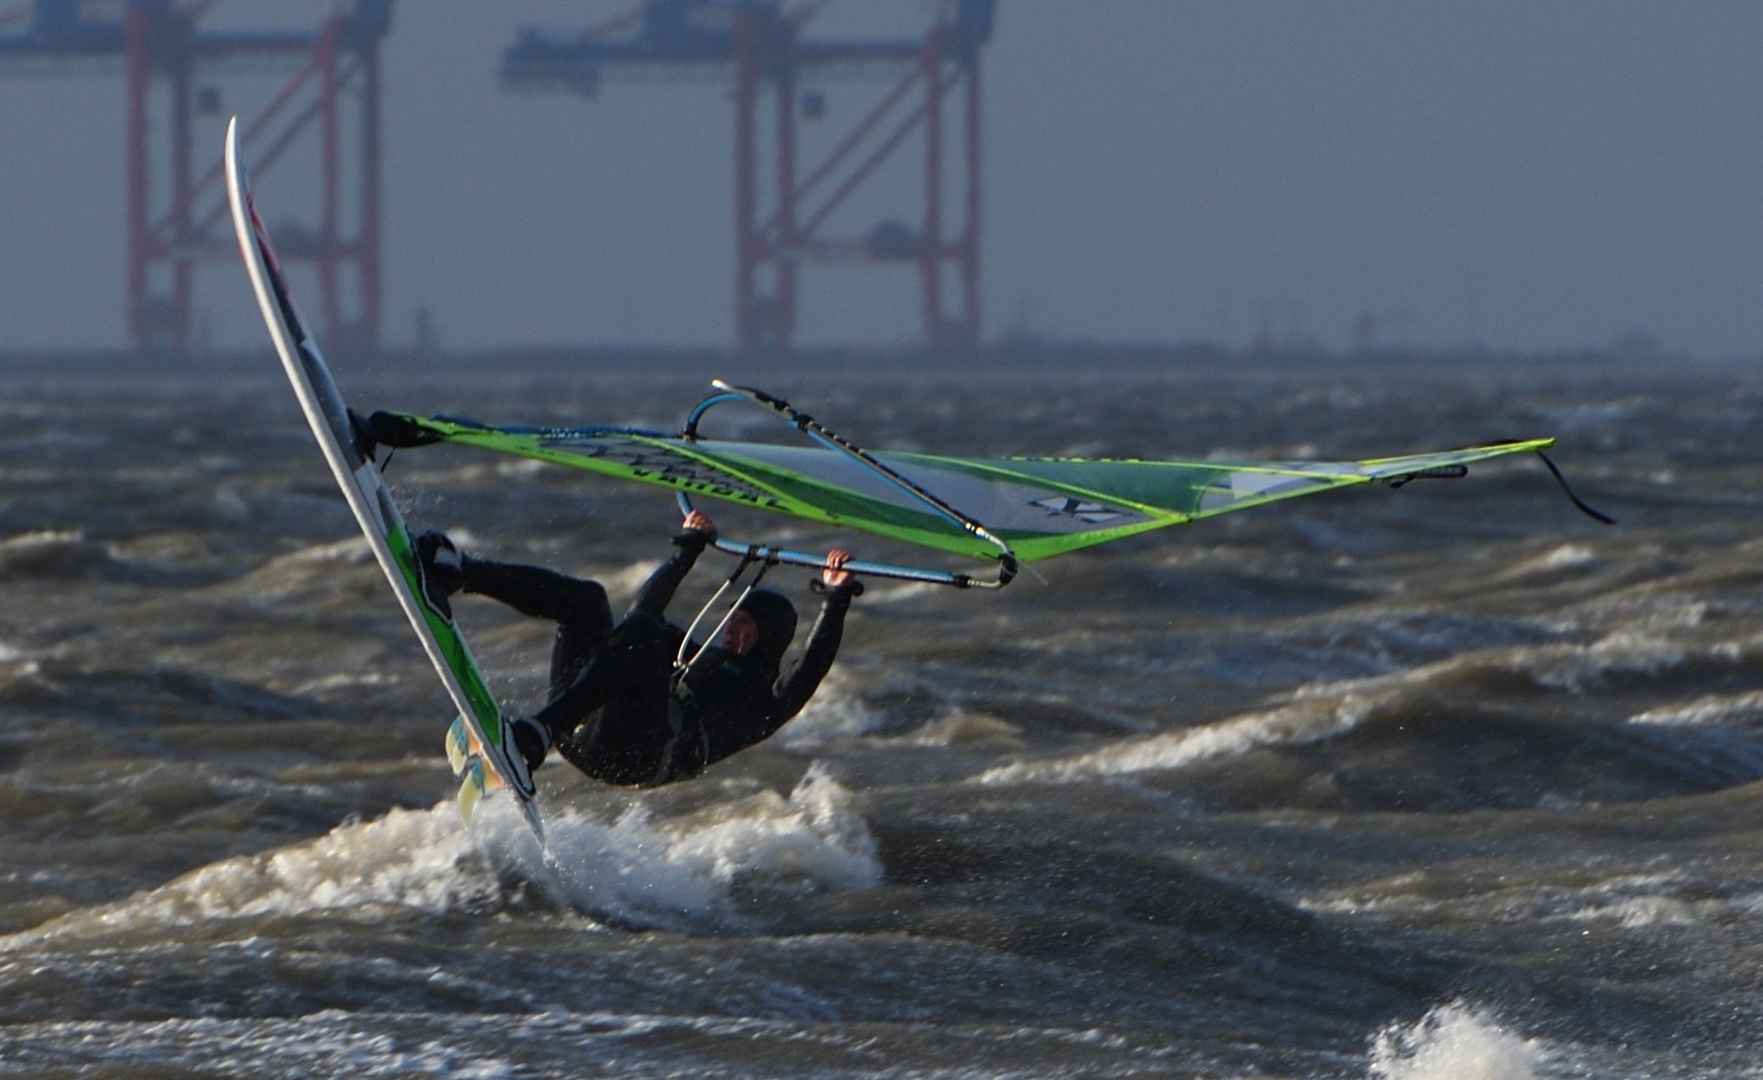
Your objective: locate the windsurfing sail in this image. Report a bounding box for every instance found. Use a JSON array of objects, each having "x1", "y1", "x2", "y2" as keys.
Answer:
[{"x1": 371, "y1": 380, "x2": 1582, "y2": 590}]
